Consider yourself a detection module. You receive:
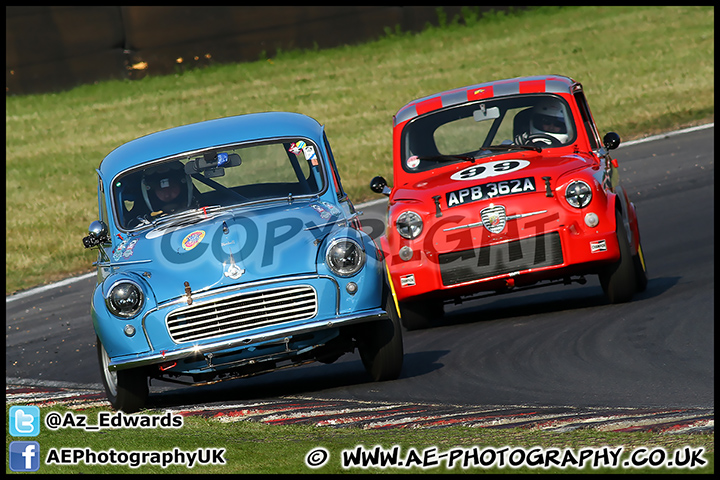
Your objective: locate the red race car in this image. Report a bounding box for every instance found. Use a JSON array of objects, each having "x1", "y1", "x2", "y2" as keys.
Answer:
[{"x1": 371, "y1": 75, "x2": 647, "y2": 329}]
